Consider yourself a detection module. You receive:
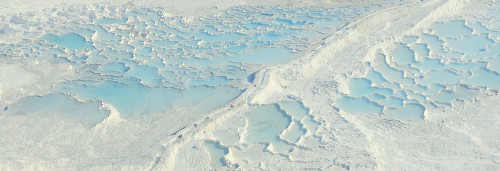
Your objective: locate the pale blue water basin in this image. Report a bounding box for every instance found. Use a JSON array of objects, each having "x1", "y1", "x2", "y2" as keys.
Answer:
[
  {"x1": 407, "y1": 84, "x2": 446, "y2": 95},
  {"x1": 135, "y1": 47, "x2": 153, "y2": 54},
  {"x1": 169, "y1": 47, "x2": 296, "y2": 68},
  {"x1": 338, "y1": 18, "x2": 500, "y2": 120},
  {"x1": 446, "y1": 33, "x2": 494, "y2": 54},
  {"x1": 429, "y1": 86, "x2": 477, "y2": 103},
  {"x1": 61, "y1": 82, "x2": 242, "y2": 118},
  {"x1": 337, "y1": 96, "x2": 383, "y2": 114},
  {"x1": 259, "y1": 33, "x2": 287, "y2": 41},
  {"x1": 151, "y1": 40, "x2": 178, "y2": 47},
  {"x1": 94, "y1": 17, "x2": 128, "y2": 24},
  {"x1": 2, "y1": 93, "x2": 108, "y2": 127},
  {"x1": 186, "y1": 76, "x2": 230, "y2": 87},
  {"x1": 96, "y1": 62, "x2": 130, "y2": 75},
  {"x1": 281, "y1": 121, "x2": 306, "y2": 143},
  {"x1": 302, "y1": 115, "x2": 320, "y2": 133},
  {"x1": 203, "y1": 141, "x2": 228, "y2": 169},
  {"x1": 401, "y1": 36, "x2": 418, "y2": 44},
  {"x1": 432, "y1": 20, "x2": 472, "y2": 38},
  {"x1": 411, "y1": 57, "x2": 445, "y2": 72},
  {"x1": 488, "y1": 60, "x2": 500, "y2": 73},
  {"x1": 366, "y1": 93, "x2": 386, "y2": 102},
  {"x1": 83, "y1": 24, "x2": 120, "y2": 41},
  {"x1": 417, "y1": 69, "x2": 469, "y2": 85},
  {"x1": 2, "y1": 5, "x2": 385, "y2": 123},
  {"x1": 195, "y1": 32, "x2": 245, "y2": 42},
  {"x1": 378, "y1": 97, "x2": 404, "y2": 107},
  {"x1": 365, "y1": 70, "x2": 388, "y2": 84},
  {"x1": 464, "y1": 67, "x2": 500, "y2": 89},
  {"x1": 385, "y1": 103, "x2": 425, "y2": 121},
  {"x1": 275, "y1": 18, "x2": 306, "y2": 26},
  {"x1": 41, "y1": 32, "x2": 95, "y2": 50},
  {"x1": 348, "y1": 78, "x2": 393, "y2": 97},
  {"x1": 125, "y1": 64, "x2": 163, "y2": 84},
  {"x1": 245, "y1": 104, "x2": 291, "y2": 145},
  {"x1": 410, "y1": 43, "x2": 429, "y2": 60},
  {"x1": 228, "y1": 46, "x2": 296, "y2": 64},
  {"x1": 278, "y1": 101, "x2": 310, "y2": 120},
  {"x1": 371, "y1": 53, "x2": 415, "y2": 85},
  {"x1": 391, "y1": 43, "x2": 415, "y2": 65}
]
